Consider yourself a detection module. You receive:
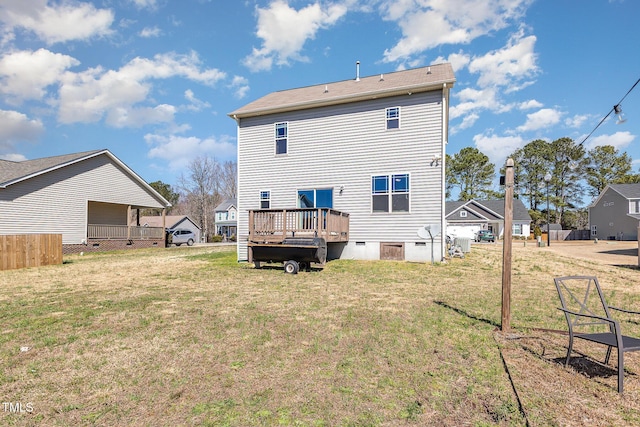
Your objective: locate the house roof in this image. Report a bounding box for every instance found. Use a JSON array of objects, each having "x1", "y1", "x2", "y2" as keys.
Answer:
[
  {"x1": 0, "y1": 150, "x2": 103, "y2": 187},
  {"x1": 589, "y1": 183, "x2": 640, "y2": 208},
  {"x1": 140, "y1": 215, "x2": 200, "y2": 230},
  {"x1": 0, "y1": 149, "x2": 171, "y2": 207},
  {"x1": 446, "y1": 199, "x2": 532, "y2": 222},
  {"x1": 214, "y1": 198, "x2": 236, "y2": 211},
  {"x1": 607, "y1": 183, "x2": 640, "y2": 199},
  {"x1": 228, "y1": 63, "x2": 455, "y2": 119}
]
